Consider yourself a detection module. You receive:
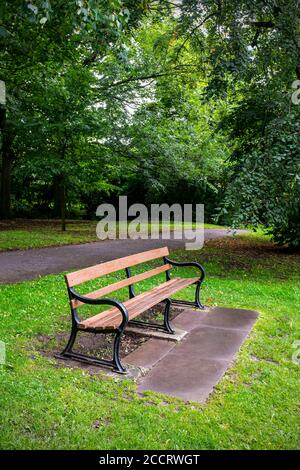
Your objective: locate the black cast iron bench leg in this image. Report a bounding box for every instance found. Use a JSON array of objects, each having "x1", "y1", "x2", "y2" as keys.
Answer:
[
  {"x1": 60, "y1": 290, "x2": 128, "y2": 374},
  {"x1": 163, "y1": 257, "x2": 205, "y2": 310},
  {"x1": 128, "y1": 298, "x2": 174, "y2": 334}
]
